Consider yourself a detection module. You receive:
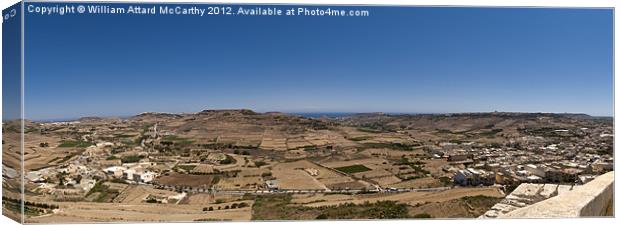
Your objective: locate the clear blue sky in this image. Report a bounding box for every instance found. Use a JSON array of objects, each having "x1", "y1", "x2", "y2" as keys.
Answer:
[
  {"x1": 2, "y1": 2, "x2": 21, "y2": 121},
  {"x1": 23, "y1": 4, "x2": 613, "y2": 120}
]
